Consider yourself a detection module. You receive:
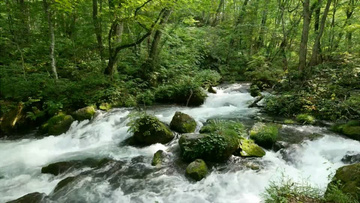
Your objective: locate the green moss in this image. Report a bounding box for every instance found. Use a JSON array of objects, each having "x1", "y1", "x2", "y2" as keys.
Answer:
[
  {"x1": 72, "y1": 106, "x2": 96, "y2": 121},
  {"x1": 99, "y1": 103, "x2": 112, "y2": 111},
  {"x1": 151, "y1": 150, "x2": 165, "y2": 166},
  {"x1": 250, "y1": 123, "x2": 278, "y2": 149},
  {"x1": 238, "y1": 139, "x2": 266, "y2": 157},
  {"x1": 296, "y1": 114, "x2": 315, "y2": 124},
  {"x1": 185, "y1": 159, "x2": 208, "y2": 181},
  {"x1": 170, "y1": 112, "x2": 196, "y2": 133},
  {"x1": 326, "y1": 163, "x2": 360, "y2": 202},
  {"x1": 129, "y1": 114, "x2": 174, "y2": 145},
  {"x1": 331, "y1": 120, "x2": 360, "y2": 141},
  {"x1": 284, "y1": 119, "x2": 295, "y2": 124},
  {"x1": 43, "y1": 113, "x2": 75, "y2": 135}
]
